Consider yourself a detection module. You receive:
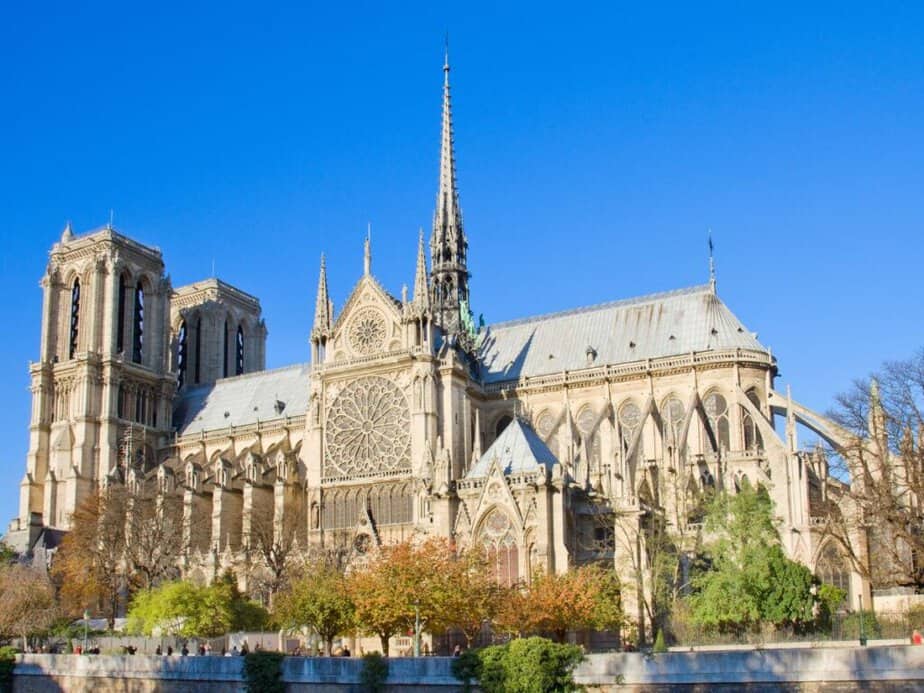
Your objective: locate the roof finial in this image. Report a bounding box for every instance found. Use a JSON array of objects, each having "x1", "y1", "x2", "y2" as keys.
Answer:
[
  {"x1": 708, "y1": 228, "x2": 716, "y2": 294},
  {"x1": 107, "y1": 209, "x2": 115, "y2": 230},
  {"x1": 311, "y1": 253, "x2": 332, "y2": 341},
  {"x1": 364, "y1": 223, "x2": 372, "y2": 276},
  {"x1": 61, "y1": 220, "x2": 74, "y2": 243},
  {"x1": 444, "y1": 32, "x2": 450, "y2": 74},
  {"x1": 413, "y1": 227, "x2": 430, "y2": 310}
]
